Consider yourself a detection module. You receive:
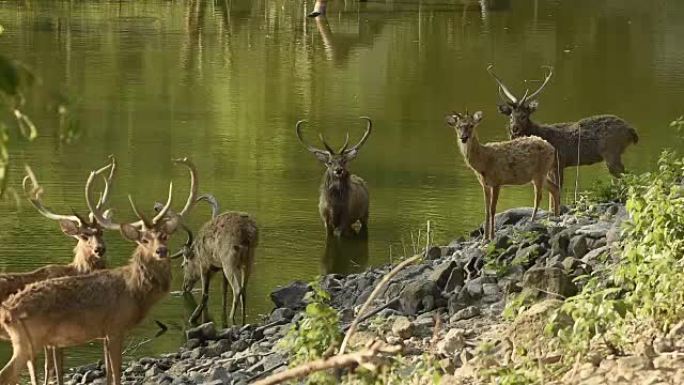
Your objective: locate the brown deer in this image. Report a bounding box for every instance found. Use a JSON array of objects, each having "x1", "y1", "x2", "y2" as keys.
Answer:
[
  {"x1": 168, "y1": 193, "x2": 259, "y2": 326},
  {"x1": 487, "y1": 65, "x2": 639, "y2": 199},
  {"x1": 0, "y1": 157, "x2": 115, "y2": 385},
  {"x1": 446, "y1": 110, "x2": 560, "y2": 240},
  {"x1": 0, "y1": 158, "x2": 197, "y2": 385},
  {"x1": 295, "y1": 117, "x2": 372, "y2": 237}
]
